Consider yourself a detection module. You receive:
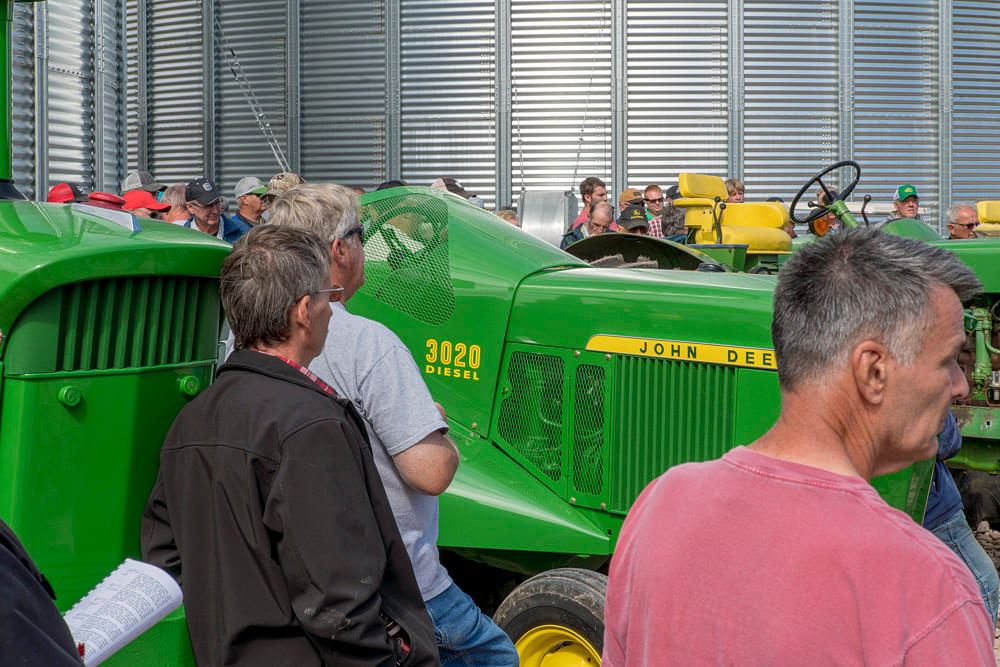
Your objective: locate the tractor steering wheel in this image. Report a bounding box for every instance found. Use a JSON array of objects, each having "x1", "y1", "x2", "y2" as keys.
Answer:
[{"x1": 788, "y1": 160, "x2": 861, "y2": 225}]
